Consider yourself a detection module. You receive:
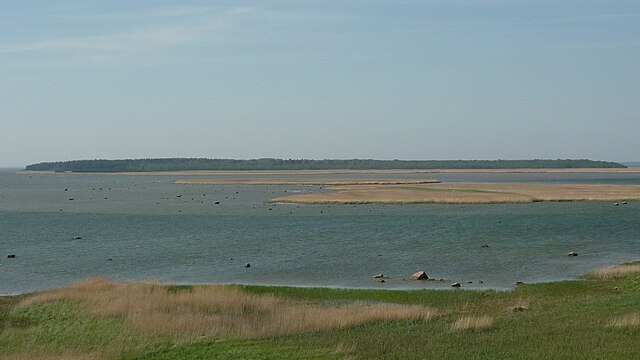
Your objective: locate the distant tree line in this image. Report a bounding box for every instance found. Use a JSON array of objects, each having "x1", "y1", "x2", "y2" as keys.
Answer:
[{"x1": 24, "y1": 158, "x2": 626, "y2": 172}]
